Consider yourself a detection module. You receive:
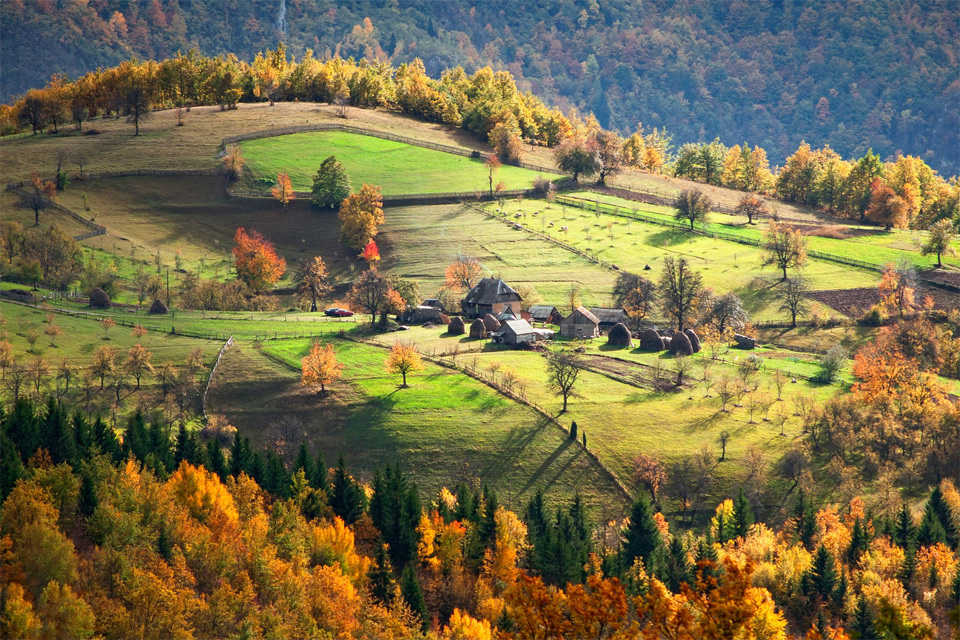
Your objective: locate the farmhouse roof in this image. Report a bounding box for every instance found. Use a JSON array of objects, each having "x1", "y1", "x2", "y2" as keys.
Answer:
[
  {"x1": 588, "y1": 307, "x2": 628, "y2": 325},
  {"x1": 560, "y1": 306, "x2": 600, "y2": 326},
  {"x1": 493, "y1": 318, "x2": 537, "y2": 337},
  {"x1": 462, "y1": 278, "x2": 522, "y2": 306},
  {"x1": 528, "y1": 305, "x2": 559, "y2": 321}
]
